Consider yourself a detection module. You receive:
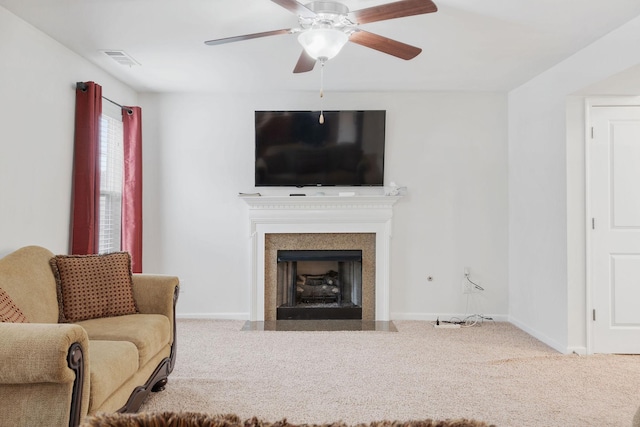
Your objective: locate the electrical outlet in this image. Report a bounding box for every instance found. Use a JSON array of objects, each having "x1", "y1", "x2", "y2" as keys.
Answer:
[{"x1": 462, "y1": 268, "x2": 471, "y2": 294}]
